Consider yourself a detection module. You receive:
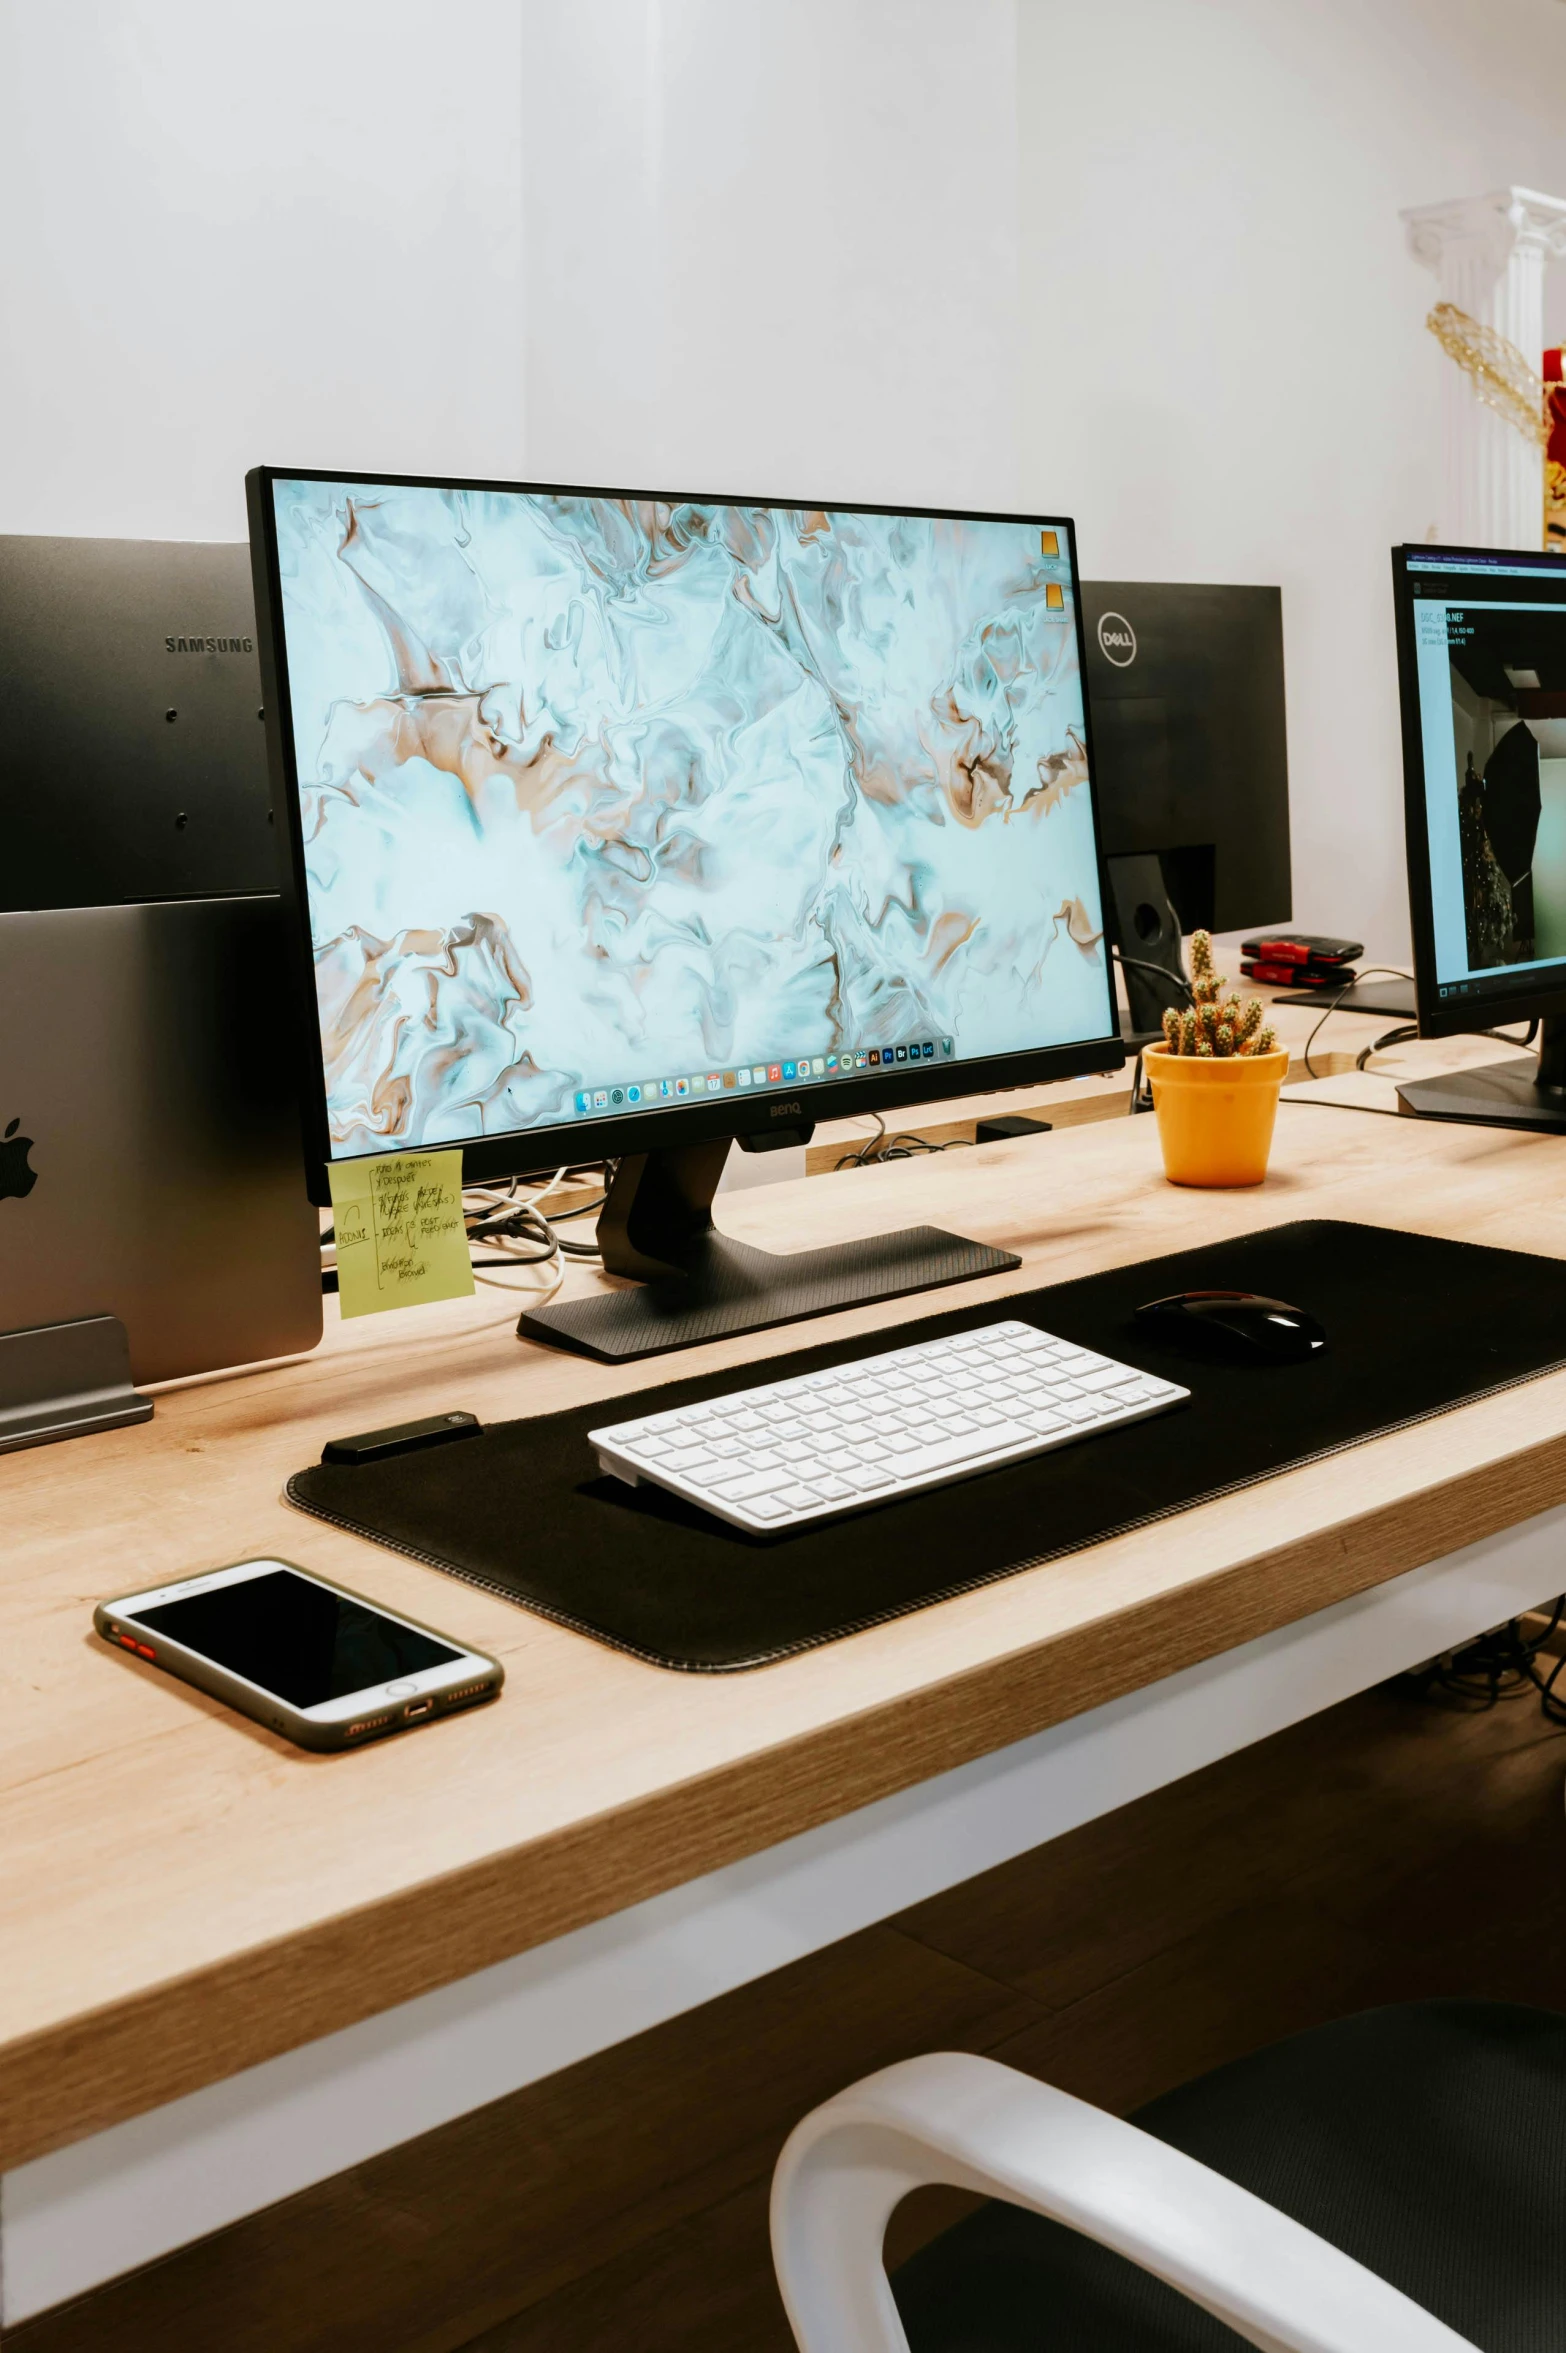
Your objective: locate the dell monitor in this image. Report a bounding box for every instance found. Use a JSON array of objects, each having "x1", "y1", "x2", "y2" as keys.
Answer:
[
  {"x1": 1393, "y1": 540, "x2": 1566, "y2": 1132},
  {"x1": 247, "y1": 471, "x2": 1124, "y2": 1359},
  {"x1": 1078, "y1": 581, "x2": 1293, "y2": 1032}
]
